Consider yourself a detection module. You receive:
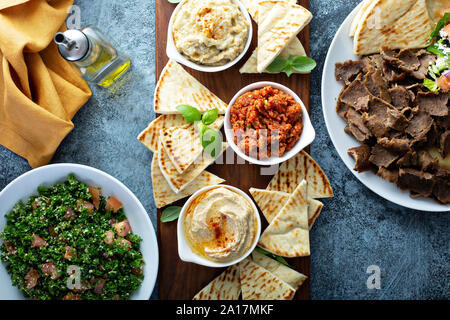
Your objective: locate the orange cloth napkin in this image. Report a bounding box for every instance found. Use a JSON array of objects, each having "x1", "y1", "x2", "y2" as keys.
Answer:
[{"x1": 0, "y1": 0, "x2": 92, "y2": 168}]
